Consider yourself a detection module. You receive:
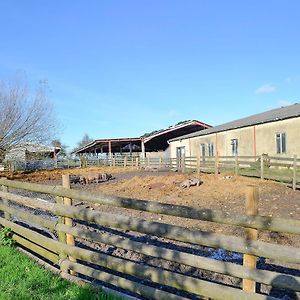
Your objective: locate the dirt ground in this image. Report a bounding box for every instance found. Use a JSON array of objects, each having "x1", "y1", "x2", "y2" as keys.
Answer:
[{"x1": 4, "y1": 166, "x2": 300, "y2": 244}]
